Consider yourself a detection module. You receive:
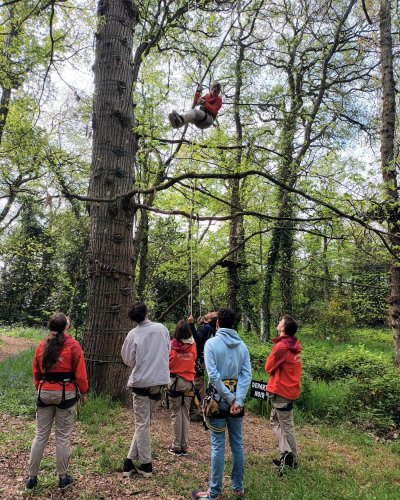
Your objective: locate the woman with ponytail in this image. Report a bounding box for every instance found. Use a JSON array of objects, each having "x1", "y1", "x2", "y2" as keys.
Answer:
[{"x1": 26, "y1": 313, "x2": 88, "y2": 491}]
